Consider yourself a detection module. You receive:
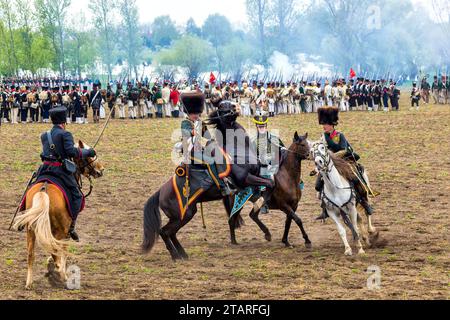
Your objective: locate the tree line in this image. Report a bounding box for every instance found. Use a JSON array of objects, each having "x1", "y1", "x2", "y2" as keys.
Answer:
[{"x1": 0, "y1": 0, "x2": 449, "y2": 80}]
